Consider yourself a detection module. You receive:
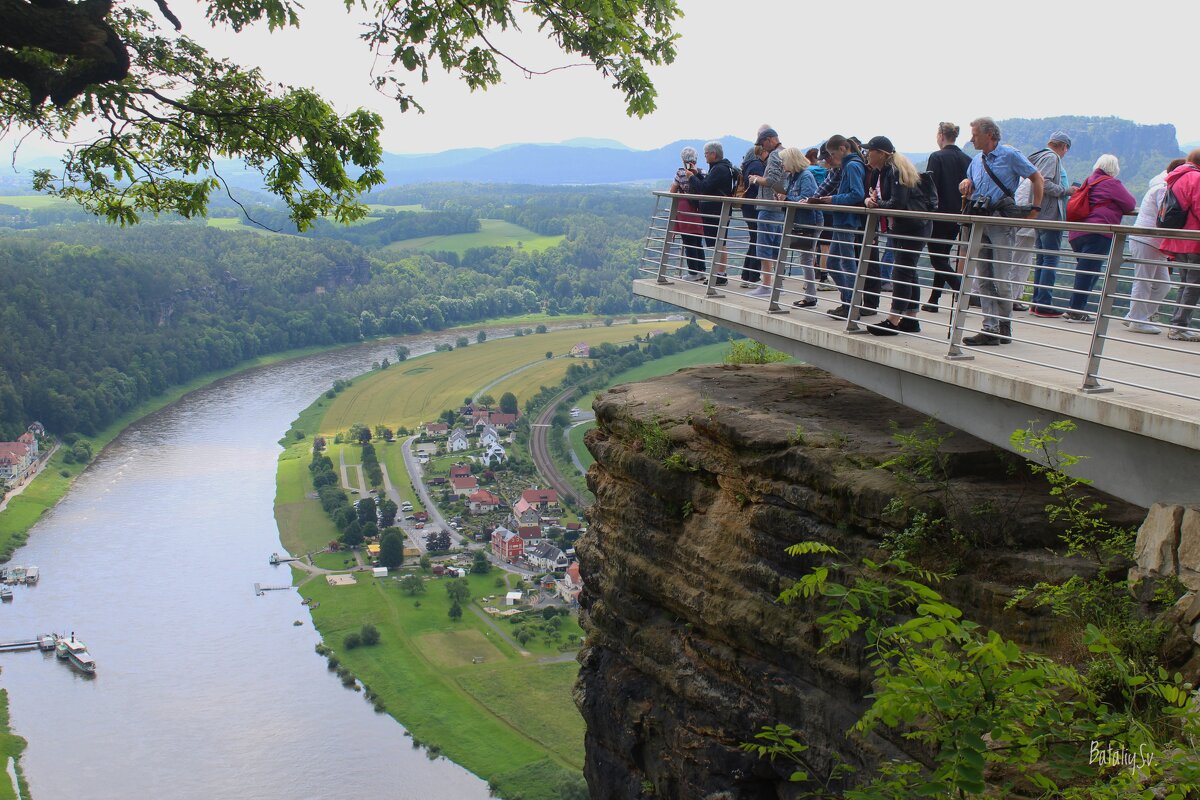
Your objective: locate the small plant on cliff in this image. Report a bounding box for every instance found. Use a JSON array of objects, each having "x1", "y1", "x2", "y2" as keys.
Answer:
[
  {"x1": 629, "y1": 415, "x2": 671, "y2": 461},
  {"x1": 725, "y1": 339, "x2": 789, "y2": 365},
  {"x1": 662, "y1": 452, "x2": 697, "y2": 472},
  {"x1": 787, "y1": 425, "x2": 806, "y2": 446},
  {"x1": 749, "y1": 540, "x2": 1200, "y2": 798}
]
